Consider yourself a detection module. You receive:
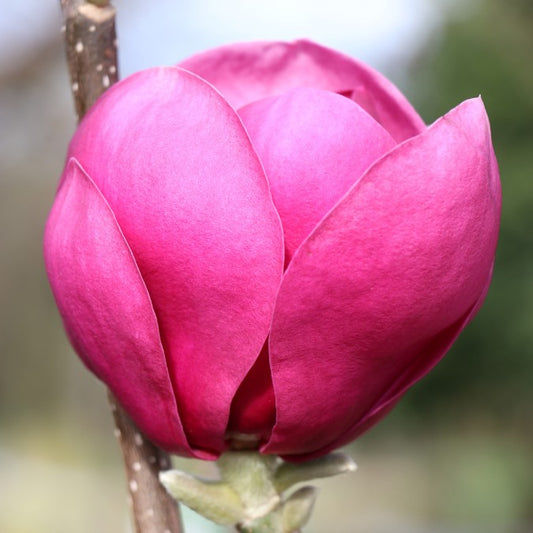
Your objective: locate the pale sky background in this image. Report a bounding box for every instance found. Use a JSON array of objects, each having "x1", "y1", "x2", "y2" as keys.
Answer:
[{"x1": 0, "y1": 0, "x2": 451, "y2": 77}]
